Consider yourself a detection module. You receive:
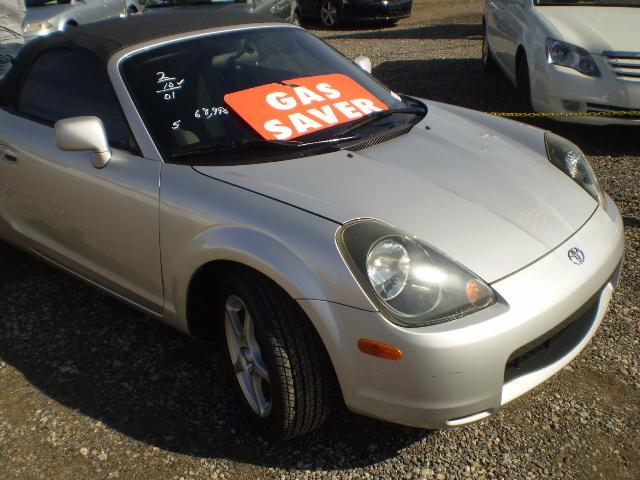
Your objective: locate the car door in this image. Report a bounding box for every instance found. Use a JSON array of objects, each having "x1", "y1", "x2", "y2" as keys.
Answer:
[
  {"x1": 0, "y1": 49, "x2": 163, "y2": 313},
  {"x1": 485, "y1": 0, "x2": 514, "y2": 77},
  {"x1": 499, "y1": 0, "x2": 528, "y2": 79}
]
